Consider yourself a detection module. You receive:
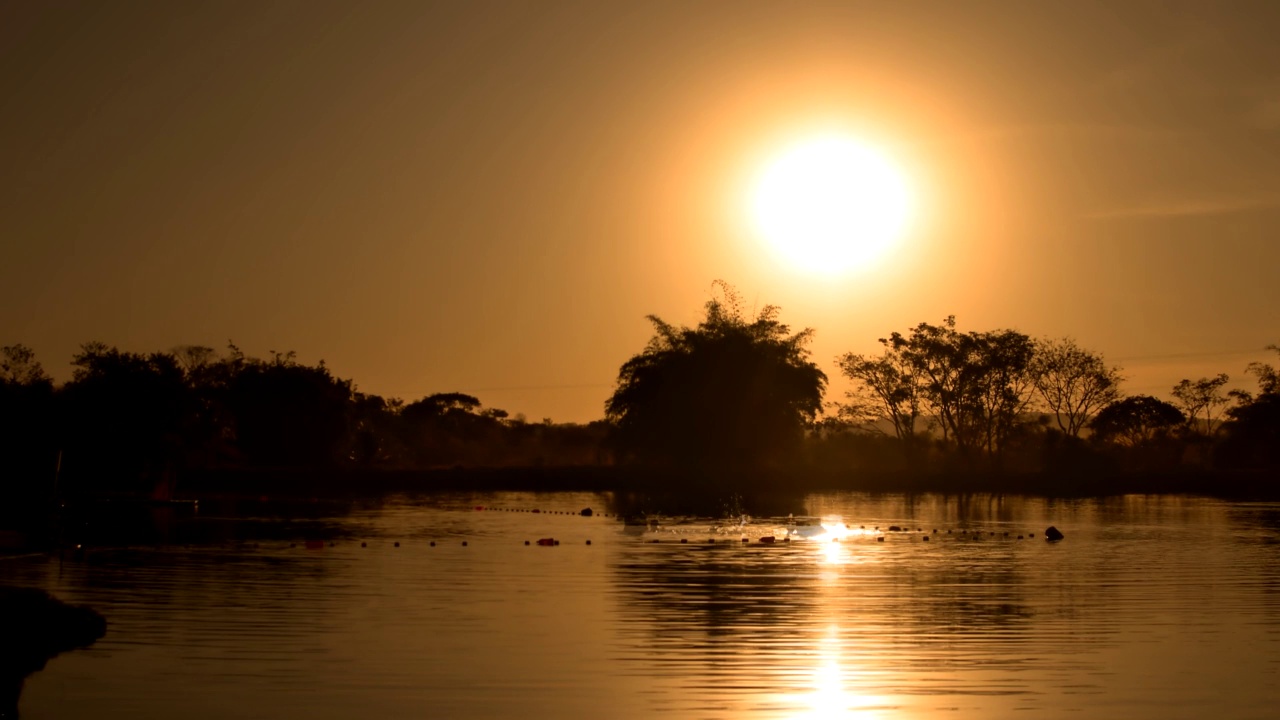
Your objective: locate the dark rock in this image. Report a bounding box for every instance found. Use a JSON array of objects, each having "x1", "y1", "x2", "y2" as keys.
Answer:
[
  {"x1": 1045, "y1": 526, "x2": 1065, "y2": 542},
  {"x1": 1, "y1": 586, "x2": 106, "y2": 718}
]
